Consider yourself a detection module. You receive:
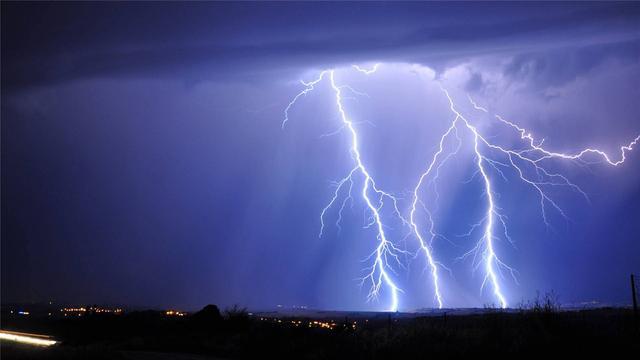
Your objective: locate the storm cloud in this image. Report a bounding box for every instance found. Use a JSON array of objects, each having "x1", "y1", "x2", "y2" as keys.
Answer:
[{"x1": 2, "y1": 2, "x2": 639, "y2": 310}]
